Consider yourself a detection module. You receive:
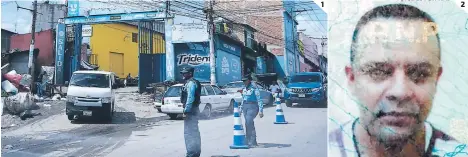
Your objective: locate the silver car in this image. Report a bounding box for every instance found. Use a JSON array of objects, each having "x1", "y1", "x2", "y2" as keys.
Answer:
[{"x1": 222, "y1": 81, "x2": 274, "y2": 106}]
